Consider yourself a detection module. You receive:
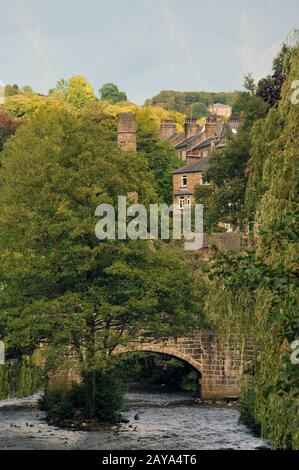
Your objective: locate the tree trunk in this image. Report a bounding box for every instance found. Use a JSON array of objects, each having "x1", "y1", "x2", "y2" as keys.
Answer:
[
  {"x1": 84, "y1": 317, "x2": 96, "y2": 419},
  {"x1": 84, "y1": 369, "x2": 96, "y2": 419}
]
